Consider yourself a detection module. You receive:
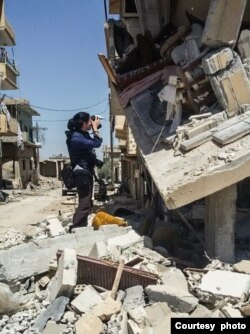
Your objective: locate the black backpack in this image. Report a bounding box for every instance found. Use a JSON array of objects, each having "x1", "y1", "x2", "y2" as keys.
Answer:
[{"x1": 61, "y1": 164, "x2": 76, "y2": 189}]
